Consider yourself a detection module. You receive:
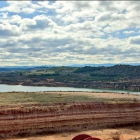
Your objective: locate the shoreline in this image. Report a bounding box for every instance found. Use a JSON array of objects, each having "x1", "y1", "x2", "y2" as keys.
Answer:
[{"x1": 0, "y1": 83, "x2": 140, "y2": 95}]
